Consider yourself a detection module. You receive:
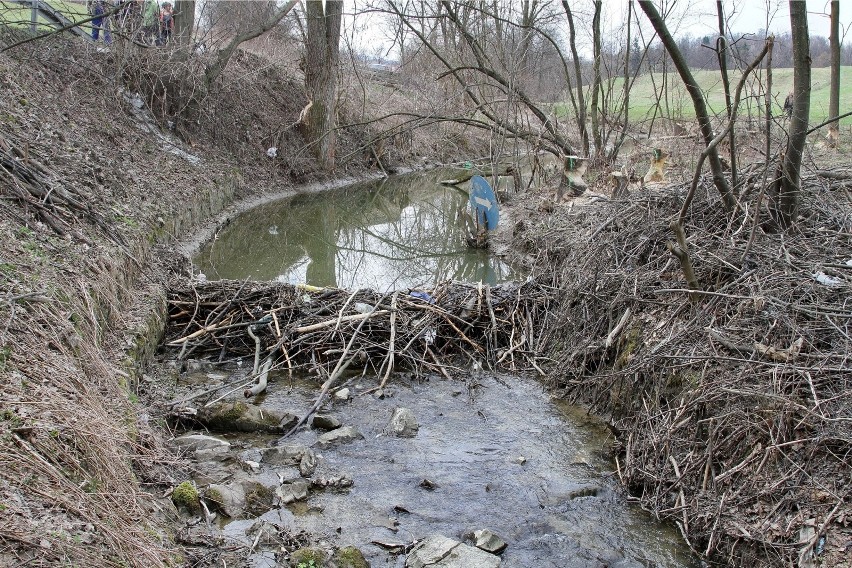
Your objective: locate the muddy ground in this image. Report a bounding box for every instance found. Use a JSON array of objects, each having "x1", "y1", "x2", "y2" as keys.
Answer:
[{"x1": 1, "y1": 30, "x2": 850, "y2": 568}]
